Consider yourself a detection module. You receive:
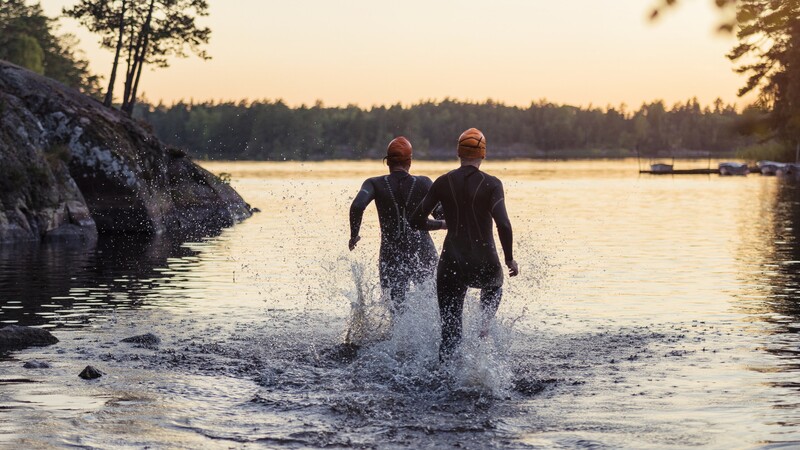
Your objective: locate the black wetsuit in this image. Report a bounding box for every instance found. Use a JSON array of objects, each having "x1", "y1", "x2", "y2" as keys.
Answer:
[
  {"x1": 350, "y1": 171, "x2": 445, "y2": 311},
  {"x1": 410, "y1": 165, "x2": 513, "y2": 357}
]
